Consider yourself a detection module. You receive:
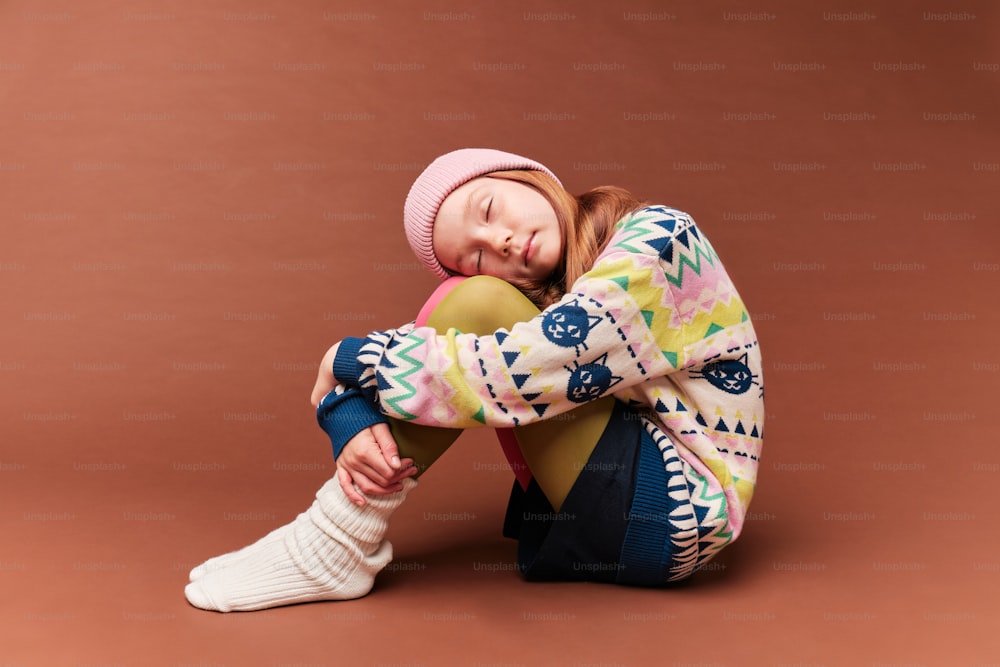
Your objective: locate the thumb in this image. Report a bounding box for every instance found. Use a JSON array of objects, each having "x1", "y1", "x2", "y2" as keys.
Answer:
[{"x1": 370, "y1": 422, "x2": 401, "y2": 470}]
